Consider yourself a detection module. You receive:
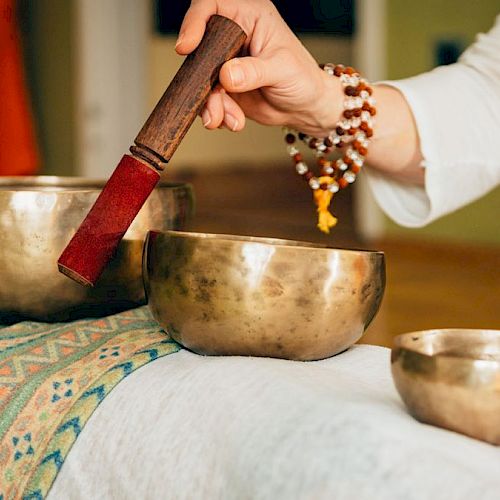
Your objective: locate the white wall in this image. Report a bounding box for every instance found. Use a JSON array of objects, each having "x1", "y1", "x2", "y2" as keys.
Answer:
[{"x1": 74, "y1": 0, "x2": 149, "y2": 177}]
